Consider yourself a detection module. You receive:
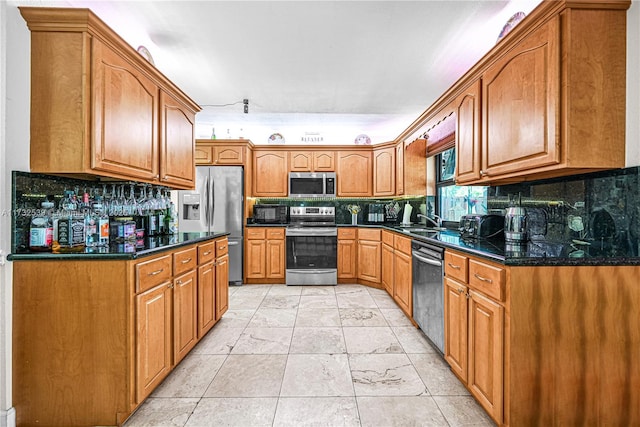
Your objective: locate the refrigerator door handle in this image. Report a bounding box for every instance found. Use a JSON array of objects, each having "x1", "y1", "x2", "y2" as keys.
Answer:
[
  {"x1": 210, "y1": 175, "x2": 216, "y2": 227},
  {"x1": 204, "y1": 175, "x2": 210, "y2": 227},
  {"x1": 228, "y1": 240, "x2": 239, "y2": 246}
]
